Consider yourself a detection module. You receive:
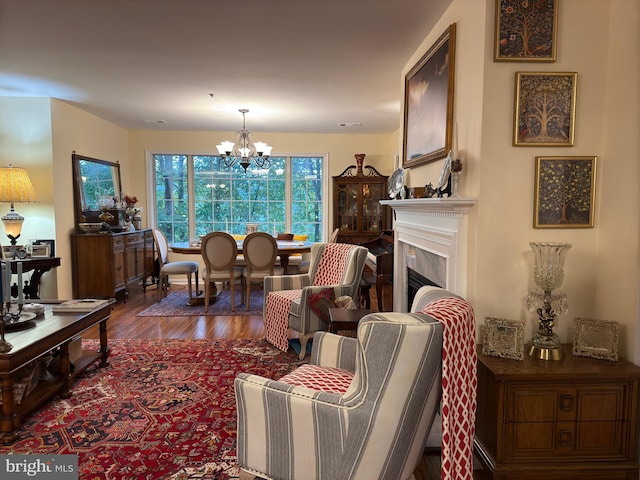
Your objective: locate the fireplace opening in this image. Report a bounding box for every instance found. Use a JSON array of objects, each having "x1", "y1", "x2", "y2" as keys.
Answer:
[{"x1": 407, "y1": 267, "x2": 441, "y2": 308}]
